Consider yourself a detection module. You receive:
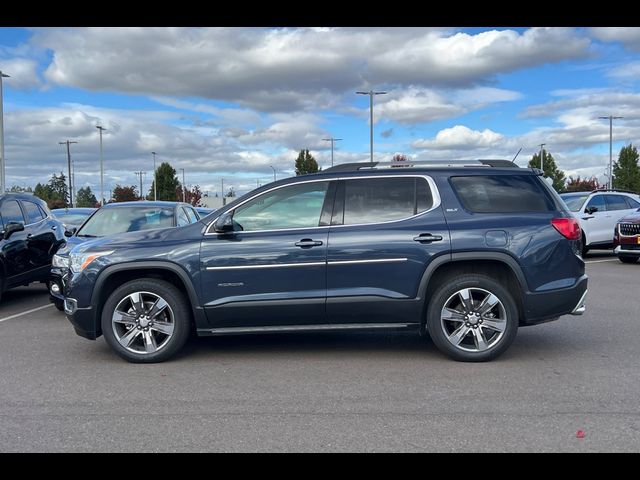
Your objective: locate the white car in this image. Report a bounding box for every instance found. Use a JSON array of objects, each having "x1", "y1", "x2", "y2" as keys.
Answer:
[{"x1": 560, "y1": 190, "x2": 640, "y2": 255}]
